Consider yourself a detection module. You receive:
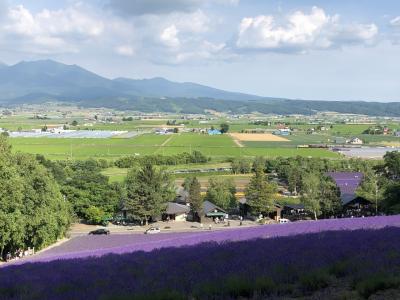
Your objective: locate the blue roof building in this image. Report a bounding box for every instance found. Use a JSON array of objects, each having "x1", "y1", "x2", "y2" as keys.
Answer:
[{"x1": 208, "y1": 129, "x2": 221, "y2": 135}]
